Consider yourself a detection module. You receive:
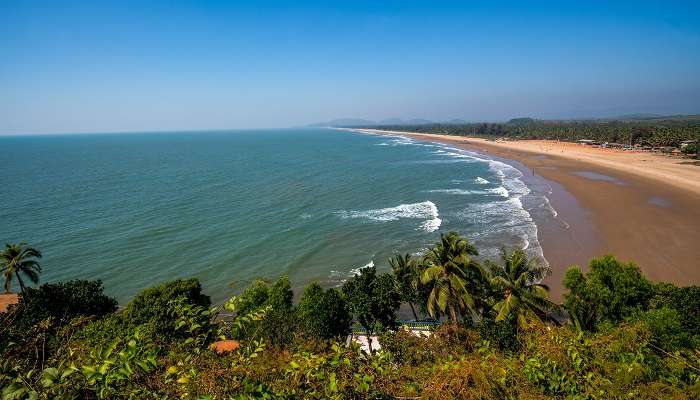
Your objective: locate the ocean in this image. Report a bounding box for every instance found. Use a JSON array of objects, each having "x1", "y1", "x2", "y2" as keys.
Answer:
[{"x1": 0, "y1": 128, "x2": 555, "y2": 303}]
